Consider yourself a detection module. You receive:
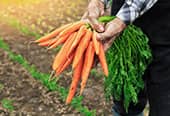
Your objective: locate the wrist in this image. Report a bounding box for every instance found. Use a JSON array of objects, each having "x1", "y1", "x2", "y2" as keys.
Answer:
[
  {"x1": 114, "y1": 17, "x2": 126, "y2": 29},
  {"x1": 108, "y1": 17, "x2": 126, "y2": 35}
]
